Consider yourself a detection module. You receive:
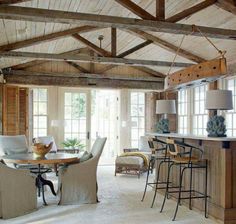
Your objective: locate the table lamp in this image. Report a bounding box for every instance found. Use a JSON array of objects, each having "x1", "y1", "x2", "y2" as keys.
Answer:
[
  {"x1": 156, "y1": 100, "x2": 176, "y2": 133},
  {"x1": 205, "y1": 90, "x2": 233, "y2": 137}
]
